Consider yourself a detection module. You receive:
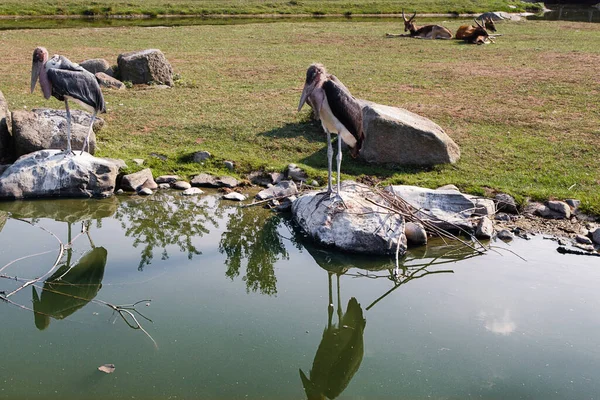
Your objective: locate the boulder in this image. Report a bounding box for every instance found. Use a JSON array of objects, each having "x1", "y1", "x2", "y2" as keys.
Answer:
[
  {"x1": 292, "y1": 181, "x2": 406, "y2": 255},
  {"x1": 190, "y1": 173, "x2": 239, "y2": 188},
  {"x1": 0, "y1": 150, "x2": 117, "y2": 199},
  {"x1": 79, "y1": 58, "x2": 114, "y2": 77},
  {"x1": 547, "y1": 200, "x2": 571, "y2": 219},
  {"x1": 385, "y1": 185, "x2": 495, "y2": 231},
  {"x1": 495, "y1": 193, "x2": 518, "y2": 214},
  {"x1": 475, "y1": 216, "x2": 494, "y2": 239},
  {"x1": 95, "y1": 72, "x2": 125, "y2": 90},
  {"x1": 155, "y1": 175, "x2": 180, "y2": 184},
  {"x1": 405, "y1": 222, "x2": 427, "y2": 246},
  {"x1": 256, "y1": 180, "x2": 298, "y2": 200},
  {"x1": 193, "y1": 151, "x2": 211, "y2": 163},
  {"x1": 117, "y1": 49, "x2": 173, "y2": 86},
  {"x1": 0, "y1": 90, "x2": 12, "y2": 162},
  {"x1": 359, "y1": 101, "x2": 460, "y2": 166},
  {"x1": 12, "y1": 108, "x2": 104, "y2": 157},
  {"x1": 121, "y1": 168, "x2": 156, "y2": 192}
]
